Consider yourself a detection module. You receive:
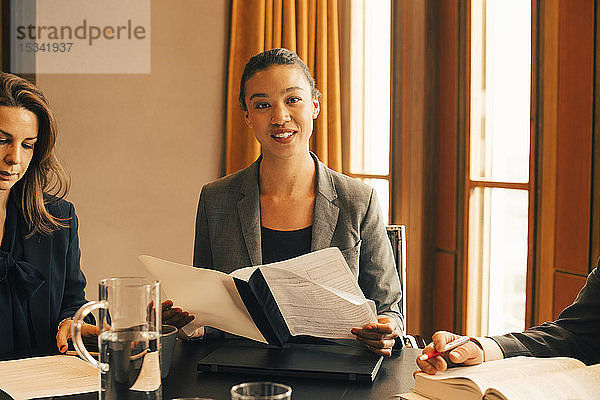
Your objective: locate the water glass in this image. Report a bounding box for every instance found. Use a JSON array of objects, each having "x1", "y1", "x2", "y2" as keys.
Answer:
[
  {"x1": 230, "y1": 382, "x2": 292, "y2": 400},
  {"x1": 72, "y1": 277, "x2": 162, "y2": 400},
  {"x1": 160, "y1": 324, "x2": 178, "y2": 379},
  {"x1": 172, "y1": 398, "x2": 215, "y2": 400}
]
